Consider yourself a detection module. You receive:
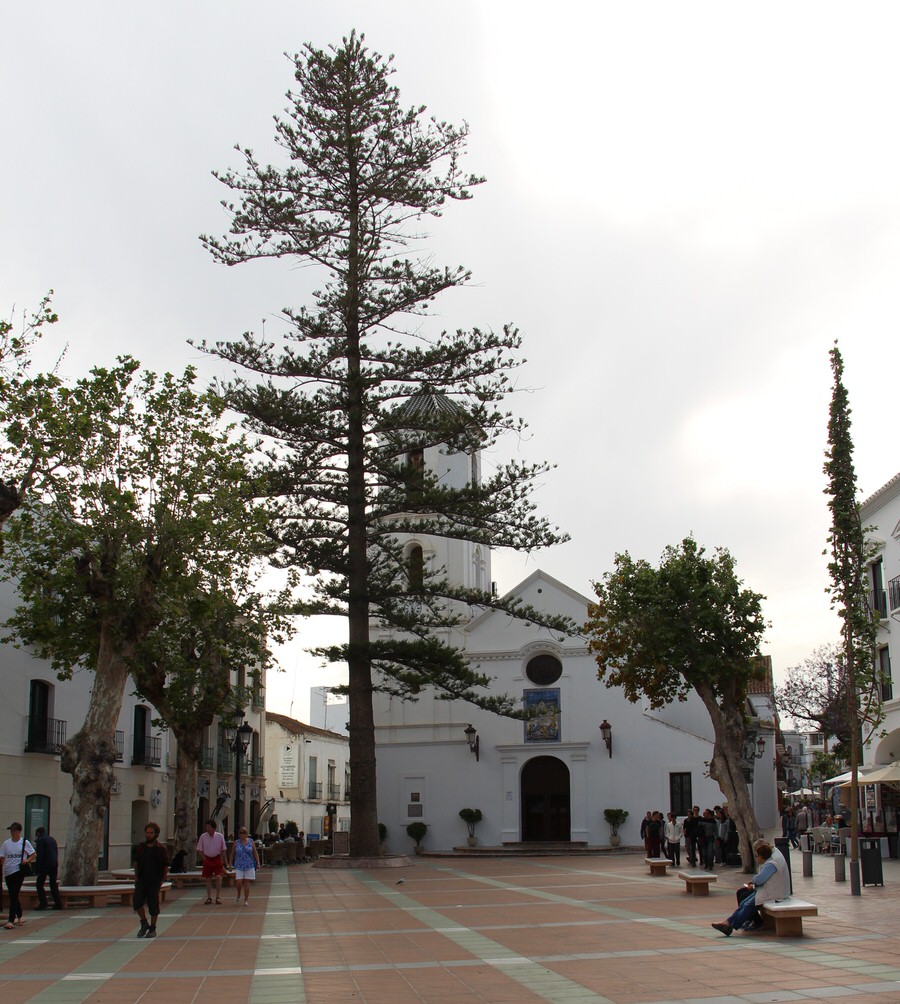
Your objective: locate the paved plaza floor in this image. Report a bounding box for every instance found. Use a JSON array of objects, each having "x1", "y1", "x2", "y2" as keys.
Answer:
[{"x1": 0, "y1": 848, "x2": 898, "y2": 1004}]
